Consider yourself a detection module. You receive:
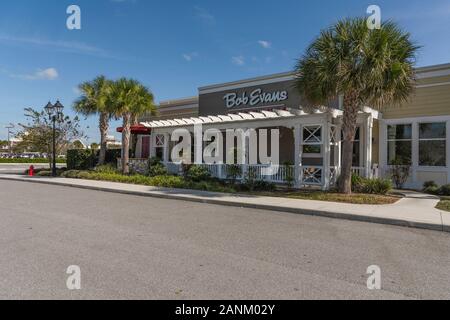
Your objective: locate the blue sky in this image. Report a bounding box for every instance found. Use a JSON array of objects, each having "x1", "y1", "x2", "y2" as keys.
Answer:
[{"x1": 0, "y1": 0, "x2": 449, "y2": 142}]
